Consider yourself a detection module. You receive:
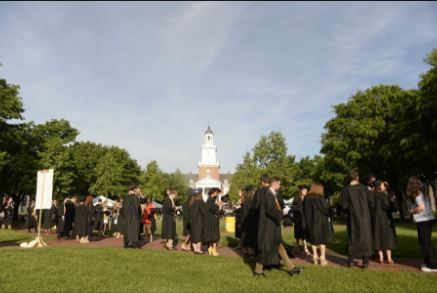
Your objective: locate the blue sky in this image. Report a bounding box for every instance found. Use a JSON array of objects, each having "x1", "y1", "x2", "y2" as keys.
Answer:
[{"x1": 1, "y1": 2, "x2": 436, "y2": 173}]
